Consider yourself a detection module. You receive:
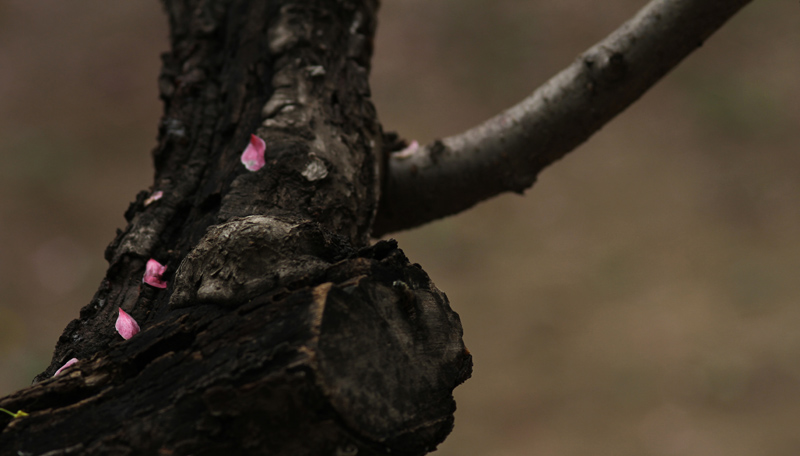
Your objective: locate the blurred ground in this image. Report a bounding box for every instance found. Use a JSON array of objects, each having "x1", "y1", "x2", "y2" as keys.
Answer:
[{"x1": 1, "y1": 1, "x2": 798, "y2": 455}]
